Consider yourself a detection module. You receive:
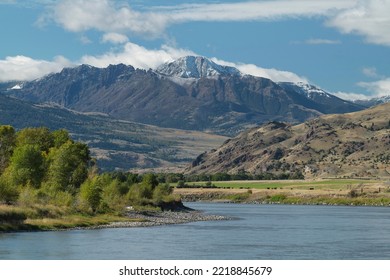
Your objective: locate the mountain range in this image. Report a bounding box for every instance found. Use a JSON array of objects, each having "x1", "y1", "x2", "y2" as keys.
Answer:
[
  {"x1": 3, "y1": 55, "x2": 387, "y2": 173},
  {"x1": 3, "y1": 56, "x2": 365, "y2": 136},
  {"x1": 187, "y1": 102, "x2": 390, "y2": 178},
  {"x1": 0, "y1": 94, "x2": 226, "y2": 171}
]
